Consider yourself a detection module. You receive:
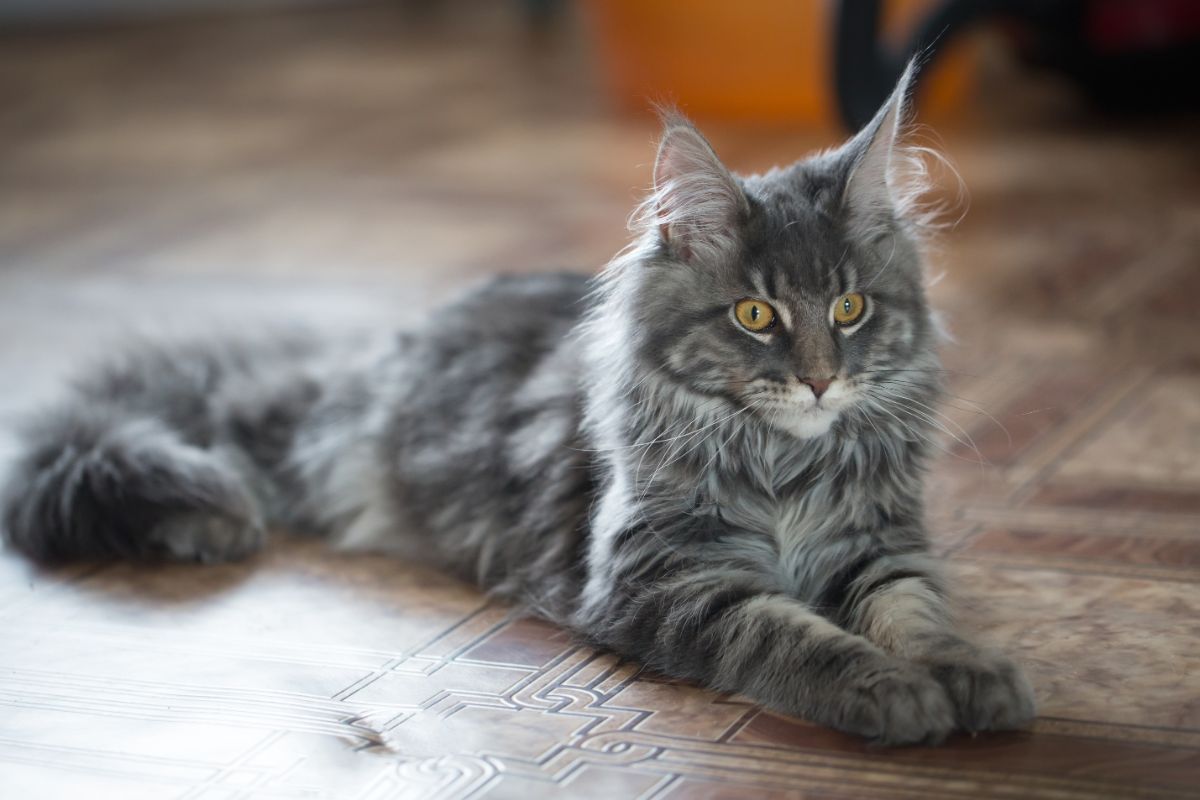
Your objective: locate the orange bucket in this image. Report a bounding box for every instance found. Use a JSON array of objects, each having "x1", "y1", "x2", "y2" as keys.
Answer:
[{"x1": 582, "y1": 0, "x2": 978, "y2": 129}]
